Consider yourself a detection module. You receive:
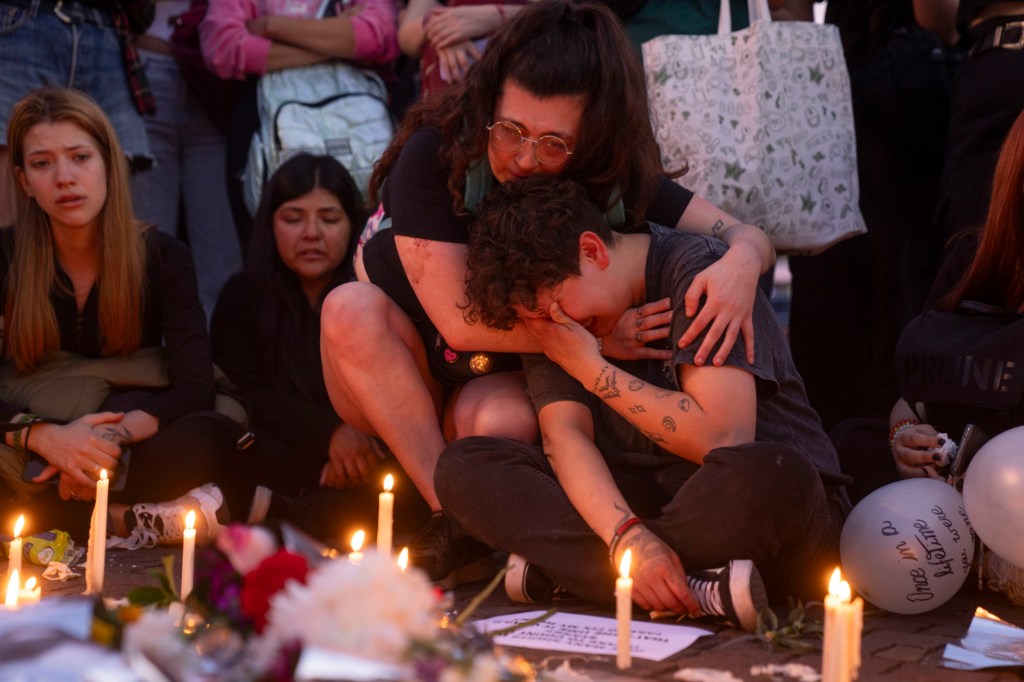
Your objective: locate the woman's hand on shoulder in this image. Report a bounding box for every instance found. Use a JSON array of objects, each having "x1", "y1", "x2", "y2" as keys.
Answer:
[
  {"x1": 677, "y1": 242, "x2": 760, "y2": 367},
  {"x1": 321, "y1": 423, "x2": 386, "y2": 489},
  {"x1": 29, "y1": 413, "x2": 124, "y2": 491}
]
